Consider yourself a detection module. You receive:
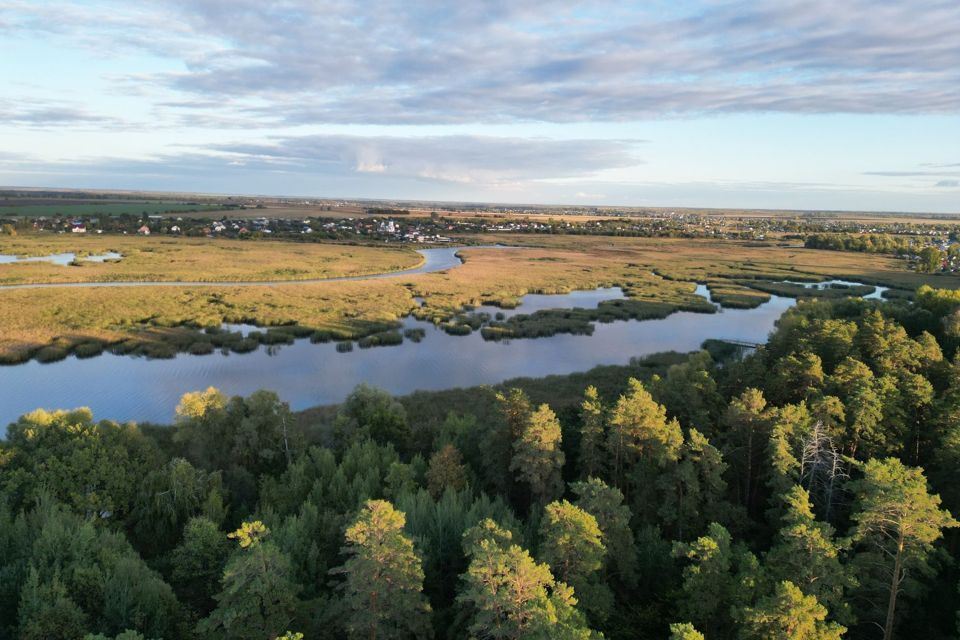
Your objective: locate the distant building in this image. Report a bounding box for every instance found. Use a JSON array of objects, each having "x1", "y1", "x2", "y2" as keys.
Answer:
[{"x1": 137, "y1": 225, "x2": 151, "y2": 235}]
